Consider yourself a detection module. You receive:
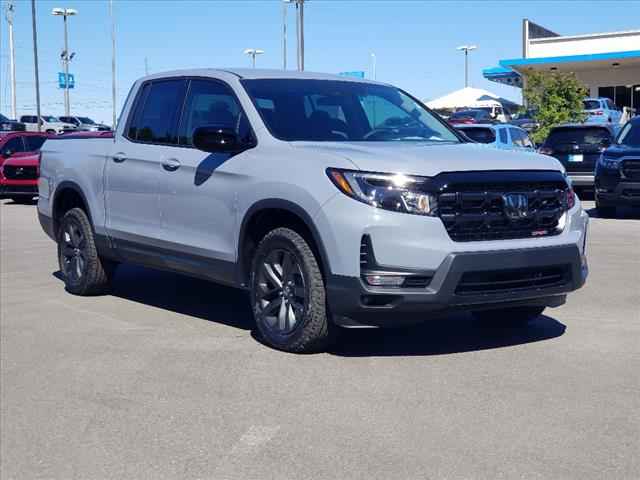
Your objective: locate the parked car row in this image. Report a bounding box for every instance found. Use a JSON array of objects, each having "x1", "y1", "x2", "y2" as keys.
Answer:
[{"x1": 0, "y1": 114, "x2": 112, "y2": 134}]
